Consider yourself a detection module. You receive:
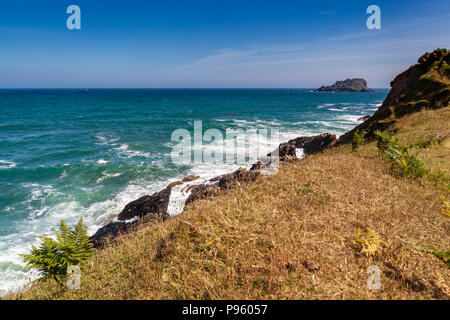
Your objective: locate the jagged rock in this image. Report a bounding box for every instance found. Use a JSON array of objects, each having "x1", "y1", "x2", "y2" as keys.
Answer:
[
  {"x1": 218, "y1": 168, "x2": 260, "y2": 189},
  {"x1": 91, "y1": 133, "x2": 335, "y2": 248},
  {"x1": 249, "y1": 157, "x2": 279, "y2": 171},
  {"x1": 167, "y1": 181, "x2": 183, "y2": 188},
  {"x1": 117, "y1": 186, "x2": 172, "y2": 221},
  {"x1": 250, "y1": 133, "x2": 337, "y2": 169},
  {"x1": 271, "y1": 133, "x2": 337, "y2": 158},
  {"x1": 185, "y1": 184, "x2": 220, "y2": 204},
  {"x1": 316, "y1": 78, "x2": 373, "y2": 92},
  {"x1": 90, "y1": 221, "x2": 128, "y2": 248},
  {"x1": 90, "y1": 214, "x2": 164, "y2": 248},
  {"x1": 277, "y1": 142, "x2": 297, "y2": 161},
  {"x1": 91, "y1": 184, "x2": 174, "y2": 246},
  {"x1": 358, "y1": 115, "x2": 371, "y2": 122},
  {"x1": 182, "y1": 175, "x2": 200, "y2": 182},
  {"x1": 286, "y1": 133, "x2": 337, "y2": 155}
]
